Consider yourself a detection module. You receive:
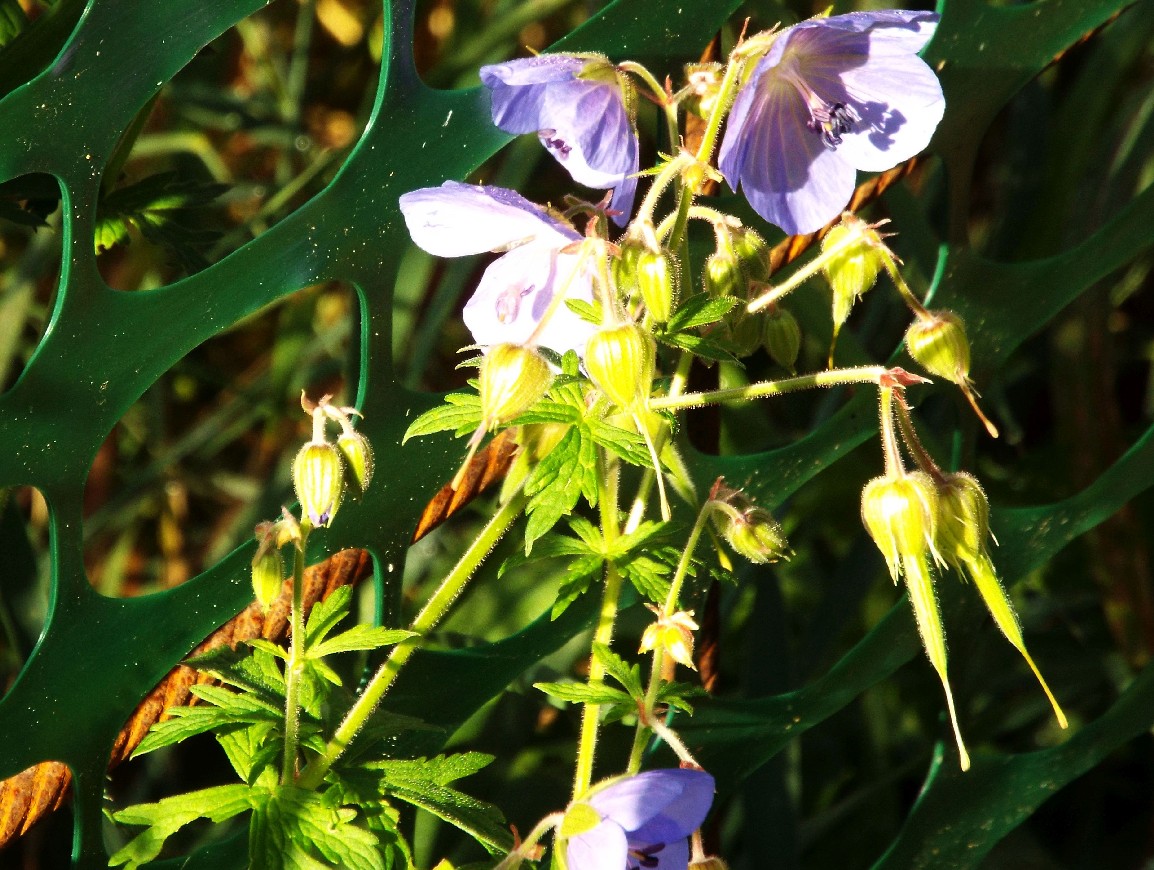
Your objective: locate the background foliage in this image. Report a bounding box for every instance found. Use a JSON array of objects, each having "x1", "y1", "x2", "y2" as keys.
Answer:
[{"x1": 0, "y1": 0, "x2": 1151, "y2": 867}]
